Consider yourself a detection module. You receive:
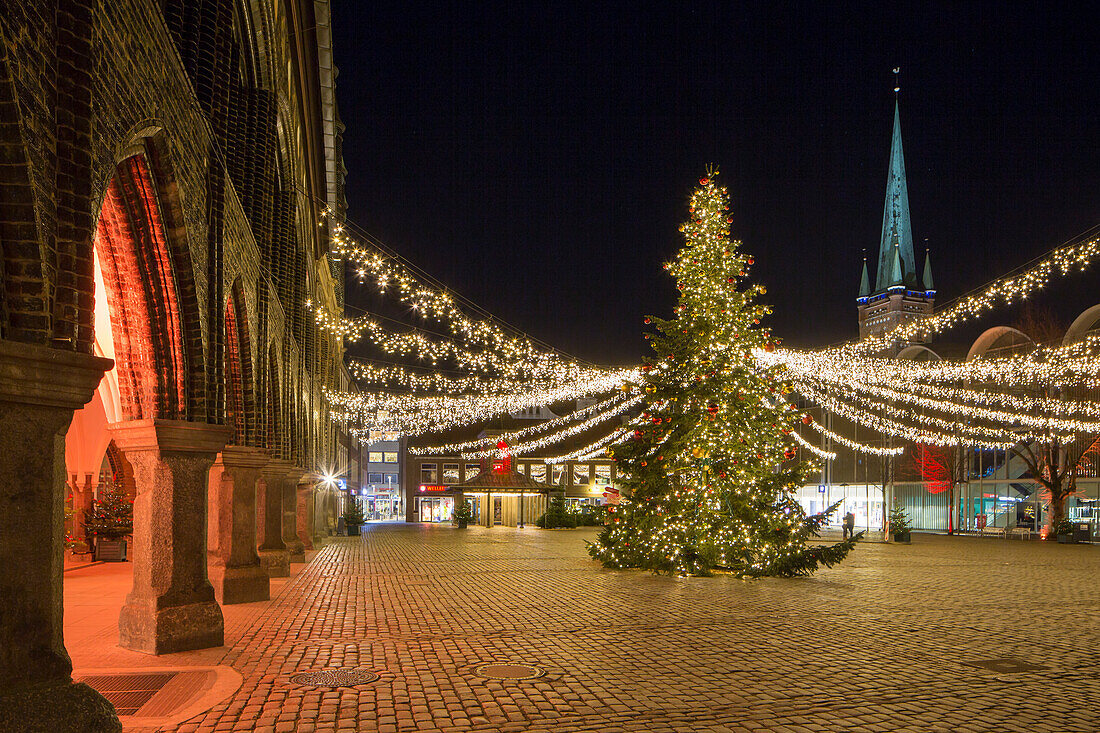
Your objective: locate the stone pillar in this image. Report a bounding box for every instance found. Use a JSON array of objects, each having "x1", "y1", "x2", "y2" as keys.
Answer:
[
  {"x1": 296, "y1": 480, "x2": 315, "y2": 551},
  {"x1": 284, "y1": 467, "x2": 306, "y2": 561},
  {"x1": 109, "y1": 419, "x2": 231, "y2": 655},
  {"x1": 257, "y1": 459, "x2": 292, "y2": 577},
  {"x1": 207, "y1": 446, "x2": 270, "y2": 604},
  {"x1": 0, "y1": 341, "x2": 120, "y2": 731}
]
